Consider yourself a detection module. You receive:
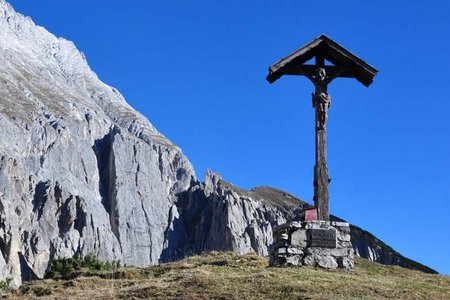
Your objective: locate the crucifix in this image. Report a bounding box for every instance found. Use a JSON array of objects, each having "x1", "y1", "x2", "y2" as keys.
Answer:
[{"x1": 266, "y1": 35, "x2": 378, "y2": 221}]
